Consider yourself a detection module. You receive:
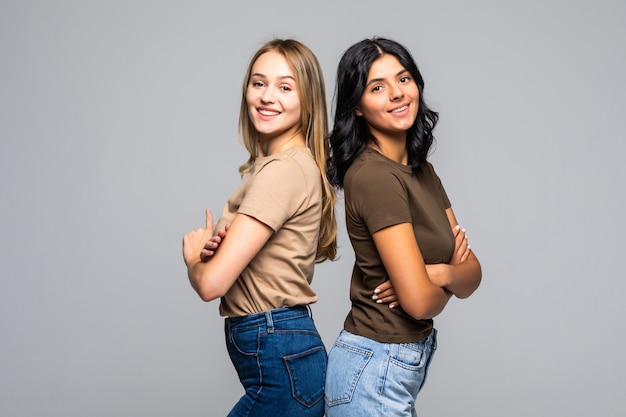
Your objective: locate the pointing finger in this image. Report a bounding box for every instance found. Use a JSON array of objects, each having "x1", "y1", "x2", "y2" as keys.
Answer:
[{"x1": 205, "y1": 209, "x2": 213, "y2": 229}]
